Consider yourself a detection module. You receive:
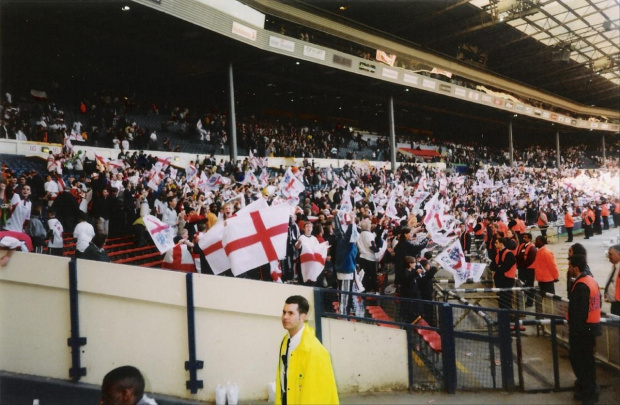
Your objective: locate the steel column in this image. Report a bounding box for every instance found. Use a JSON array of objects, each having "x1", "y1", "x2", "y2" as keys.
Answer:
[
  {"x1": 388, "y1": 96, "x2": 397, "y2": 171},
  {"x1": 185, "y1": 273, "x2": 204, "y2": 393},
  {"x1": 556, "y1": 131, "x2": 561, "y2": 168},
  {"x1": 67, "y1": 258, "x2": 87, "y2": 381},
  {"x1": 508, "y1": 118, "x2": 514, "y2": 166},
  {"x1": 228, "y1": 63, "x2": 238, "y2": 163}
]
